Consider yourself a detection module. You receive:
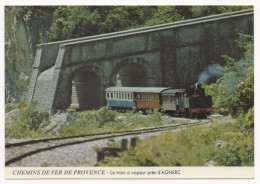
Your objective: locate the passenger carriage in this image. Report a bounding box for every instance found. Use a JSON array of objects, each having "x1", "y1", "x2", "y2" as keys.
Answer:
[
  {"x1": 161, "y1": 89, "x2": 186, "y2": 113},
  {"x1": 134, "y1": 87, "x2": 170, "y2": 110},
  {"x1": 105, "y1": 87, "x2": 172, "y2": 110},
  {"x1": 105, "y1": 87, "x2": 139, "y2": 109}
]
